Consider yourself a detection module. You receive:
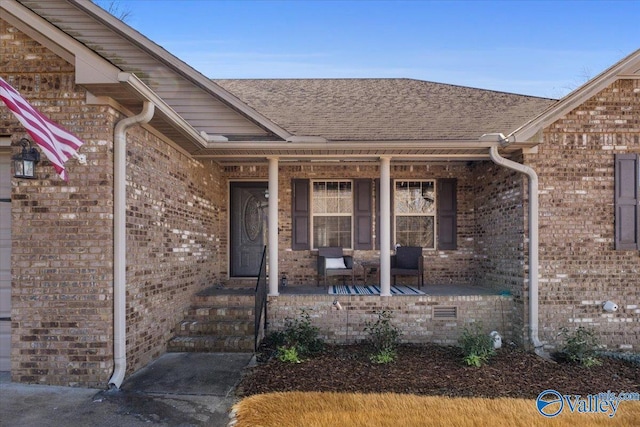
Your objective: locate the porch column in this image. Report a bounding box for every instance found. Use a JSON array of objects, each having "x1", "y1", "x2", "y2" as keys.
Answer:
[
  {"x1": 268, "y1": 157, "x2": 279, "y2": 296},
  {"x1": 379, "y1": 156, "x2": 392, "y2": 296}
]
